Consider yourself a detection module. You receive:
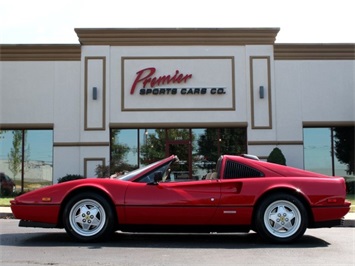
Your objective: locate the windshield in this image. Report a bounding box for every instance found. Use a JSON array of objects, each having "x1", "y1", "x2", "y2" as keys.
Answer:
[{"x1": 119, "y1": 156, "x2": 176, "y2": 182}]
